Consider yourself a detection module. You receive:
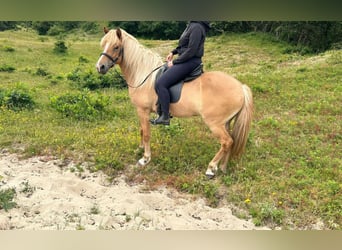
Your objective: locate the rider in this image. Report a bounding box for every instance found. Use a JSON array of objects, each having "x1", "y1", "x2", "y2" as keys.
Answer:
[{"x1": 150, "y1": 21, "x2": 210, "y2": 125}]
